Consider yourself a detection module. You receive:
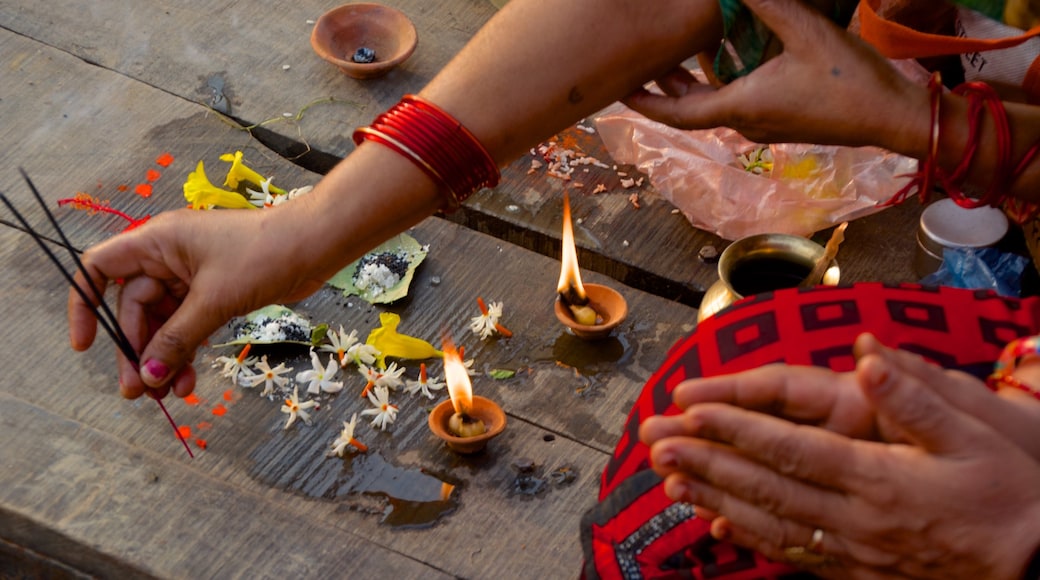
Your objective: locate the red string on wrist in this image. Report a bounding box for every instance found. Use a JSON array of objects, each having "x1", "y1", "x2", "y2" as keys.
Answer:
[
  {"x1": 885, "y1": 72, "x2": 944, "y2": 206},
  {"x1": 883, "y1": 75, "x2": 1040, "y2": 223},
  {"x1": 352, "y1": 95, "x2": 500, "y2": 211}
]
